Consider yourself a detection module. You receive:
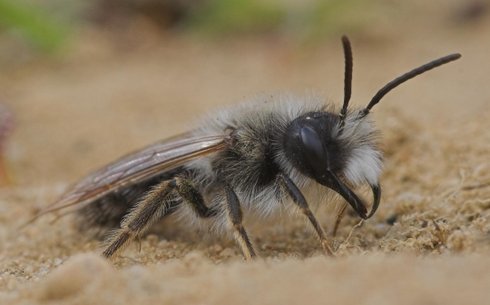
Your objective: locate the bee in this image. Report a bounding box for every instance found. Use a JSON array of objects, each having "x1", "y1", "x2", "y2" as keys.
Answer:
[{"x1": 32, "y1": 36, "x2": 461, "y2": 260}]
